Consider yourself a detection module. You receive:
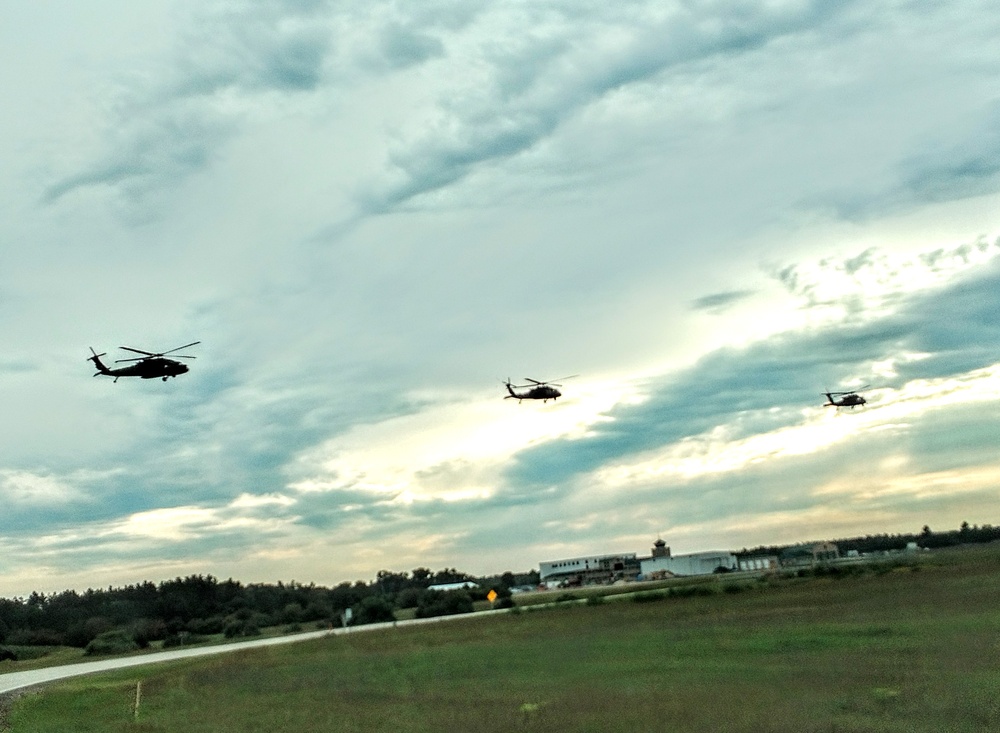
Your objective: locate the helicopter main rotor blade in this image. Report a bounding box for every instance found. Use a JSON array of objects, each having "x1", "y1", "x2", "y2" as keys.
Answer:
[
  {"x1": 524, "y1": 374, "x2": 578, "y2": 386},
  {"x1": 116, "y1": 354, "x2": 198, "y2": 363},
  {"x1": 120, "y1": 346, "x2": 157, "y2": 356},
  {"x1": 118, "y1": 342, "x2": 200, "y2": 360},
  {"x1": 161, "y1": 341, "x2": 201, "y2": 356}
]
